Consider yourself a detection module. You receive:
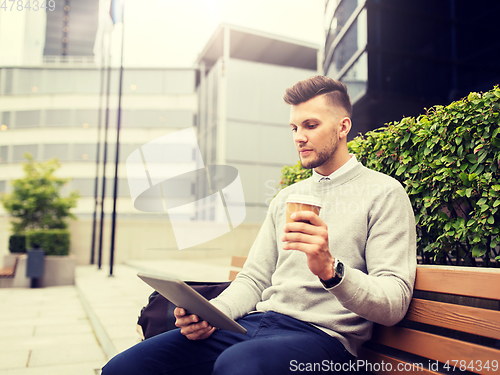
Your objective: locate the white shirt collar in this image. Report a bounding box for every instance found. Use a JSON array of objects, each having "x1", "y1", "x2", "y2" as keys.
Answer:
[{"x1": 312, "y1": 154, "x2": 358, "y2": 182}]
